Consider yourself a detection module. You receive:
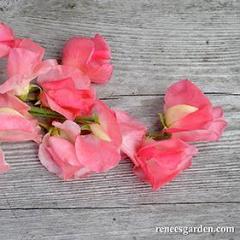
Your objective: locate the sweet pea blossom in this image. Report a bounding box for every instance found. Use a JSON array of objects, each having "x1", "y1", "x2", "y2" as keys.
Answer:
[
  {"x1": 163, "y1": 80, "x2": 227, "y2": 142},
  {"x1": 0, "y1": 93, "x2": 41, "y2": 173},
  {"x1": 134, "y1": 138, "x2": 198, "y2": 190},
  {"x1": 114, "y1": 109, "x2": 147, "y2": 164},
  {"x1": 75, "y1": 100, "x2": 122, "y2": 173},
  {"x1": 39, "y1": 101, "x2": 123, "y2": 179},
  {"x1": 39, "y1": 120, "x2": 92, "y2": 180},
  {"x1": 38, "y1": 65, "x2": 95, "y2": 120},
  {"x1": 0, "y1": 22, "x2": 15, "y2": 58},
  {"x1": 62, "y1": 34, "x2": 113, "y2": 84},
  {"x1": 0, "y1": 38, "x2": 57, "y2": 96}
]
